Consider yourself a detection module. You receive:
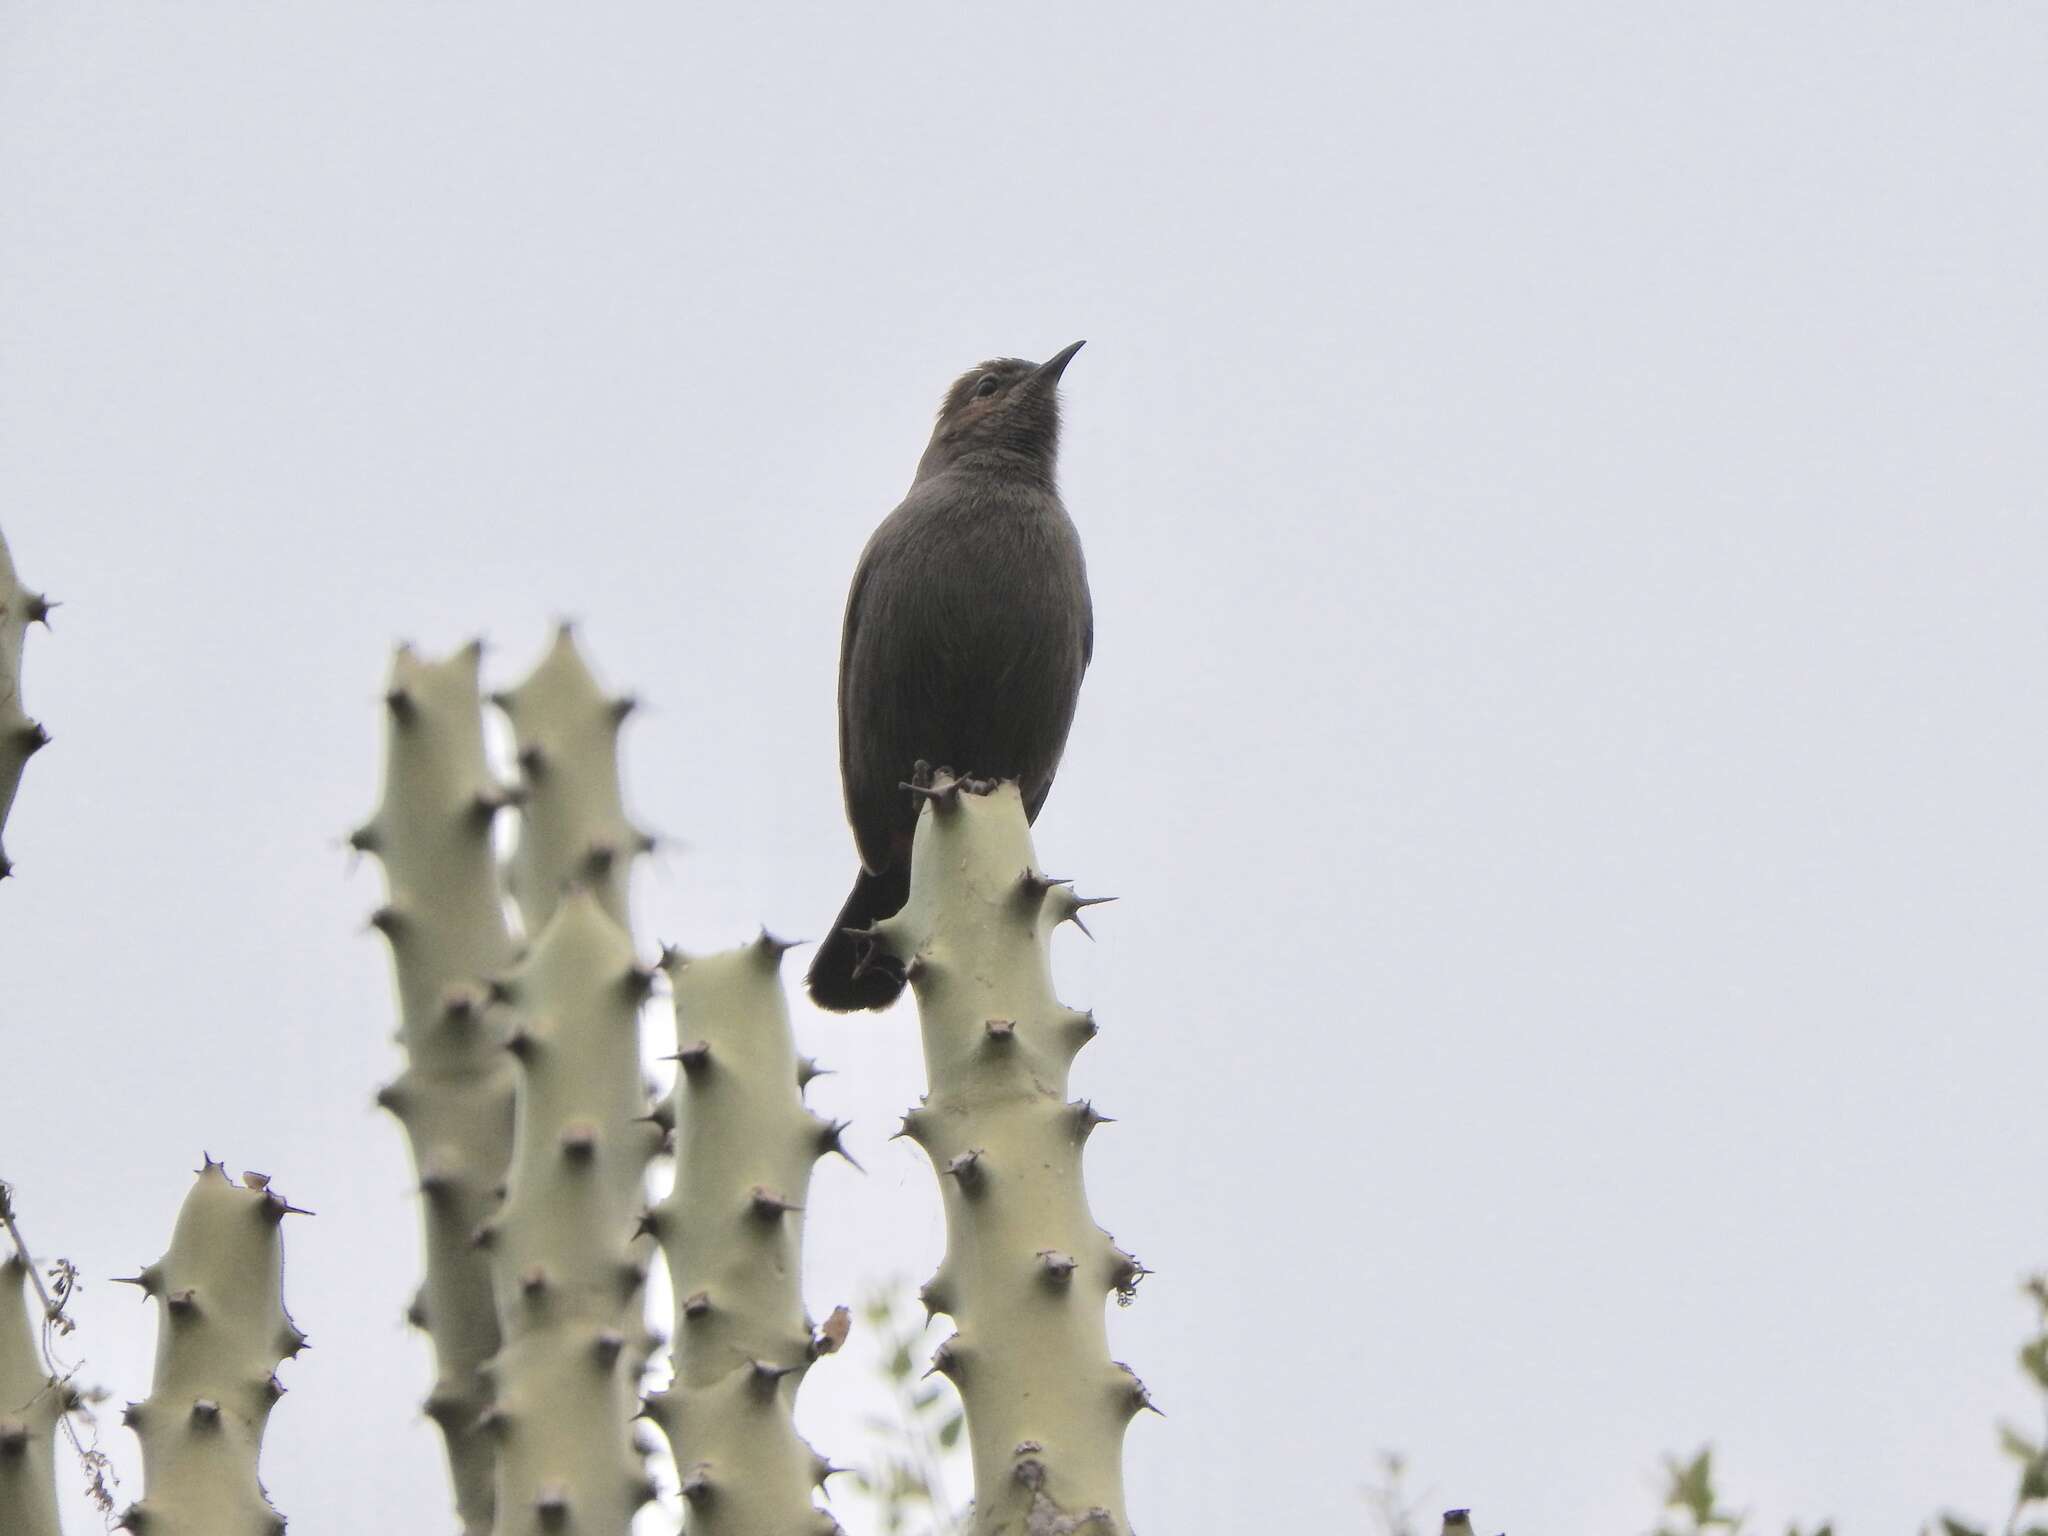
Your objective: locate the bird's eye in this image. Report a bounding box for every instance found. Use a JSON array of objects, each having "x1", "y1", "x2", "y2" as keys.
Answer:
[{"x1": 974, "y1": 375, "x2": 1001, "y2": 399}]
